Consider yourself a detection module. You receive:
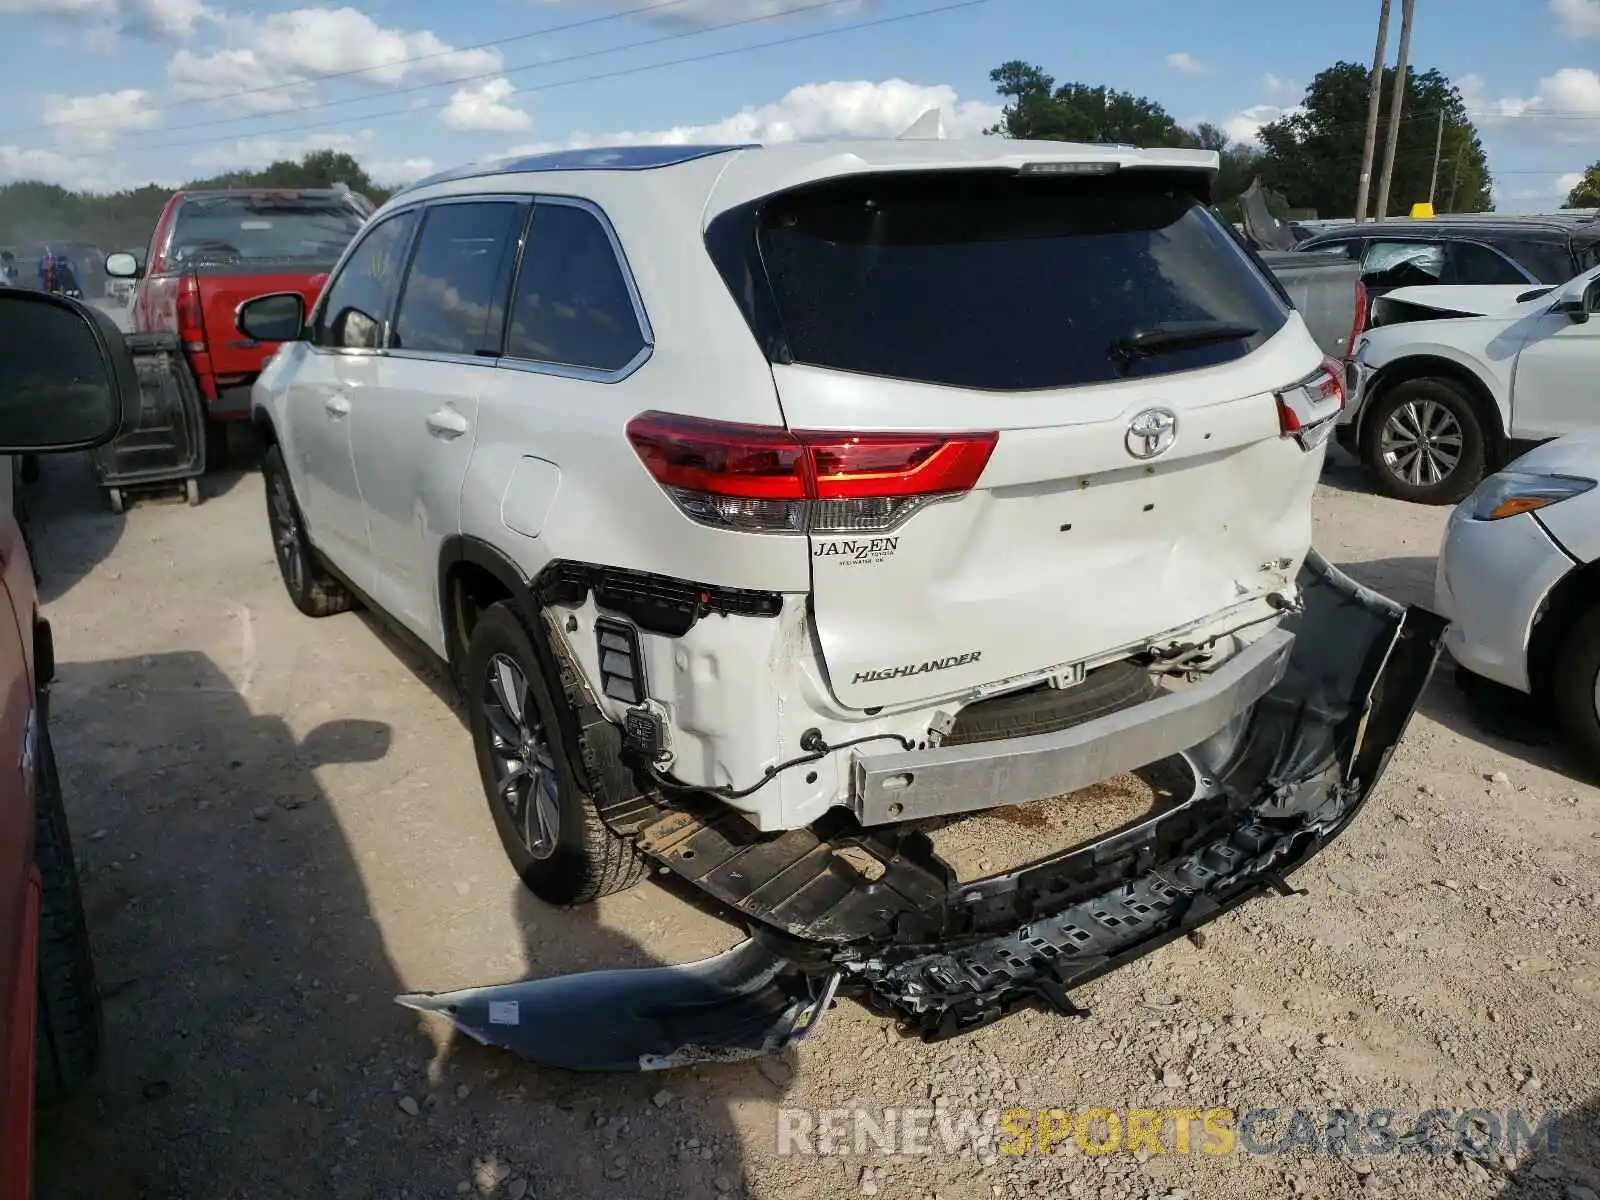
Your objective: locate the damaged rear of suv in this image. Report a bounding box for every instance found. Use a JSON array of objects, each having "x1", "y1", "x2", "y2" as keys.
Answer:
[{"x1": 244, "y1": 139, "x2": 1443, "y2": 1065}]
